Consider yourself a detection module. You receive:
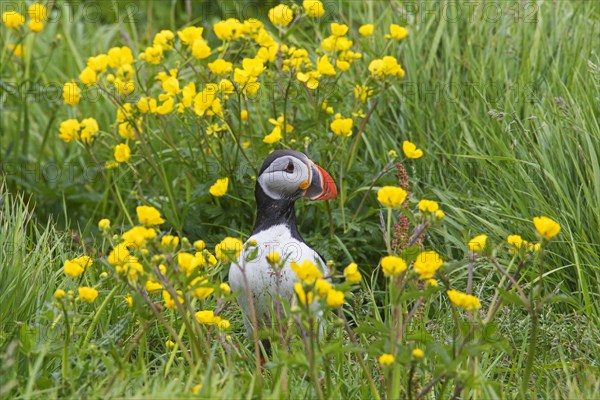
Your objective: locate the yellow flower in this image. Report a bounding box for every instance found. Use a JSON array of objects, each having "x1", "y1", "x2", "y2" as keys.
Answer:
[
  {"x1": 303, "y1": 0, "x2": 325, "y2": 17},
  {"x1": 413, "y1": 251, "x2": 443, "y2": 279},
  {"x1": 314, "y1": 279, "x2": 332, "y2": 298},
  {"x1": 213, "y1": 18, "x2": 242, "y2": 40},
  {"x1": 344, "y1": 263, "x2": 362, "y2": 283},
  {"x1": 64, "y1": 259, "x2": 84, "y2": 278},
  {"x1": 161, "y1": 235, "x2": 179, "y2": 250},
  {"x1": 80, "y1": 117, "x2": 99, "y2": 143},
  {"x1": 194, "y1": 240, "x2": 206, "y2": 251},
  {"x1": 108, "y1": 243, "x2": 131, "y2": 266},
  {"x1": 165, "y1": 340, "x2": 175, "y2": 349},
  {"x1": 403, "y1": 141, "x2": 423, "y2": 159},
  {"x1": 468, "y1": 234, "x2": 488, "y2": 253},
  {"x1": 162, "y1": 76, "x2": 180, "y2": 95},
  {"x1": 177, "y1": 252, "x2": 202, "y2": 275},
  {"x1": 208, "y1": 59, "x2": 233, "y2": 75},
  {"x1": 78, "y1": 287, "x2": 99, "y2": 303},
  {"x1": 63, "y1": 82, "x2": 81, "y2": 106},
  {"x1": 79, "y1": 67, "x2": 97, "y2": 85},
  {"x1": 377, "y1": 186, "x2": 407, "y2": 208},
  {"x1": 28, "y1": 4, "x2": 47, "y2": 22},
  {"x1": 2, "y1": 11, "x2": 25, "y2": 29},
  {"x1": 263, "y1": 126, "x2": 282, "y2": 144},
  {"x1": 269, "y1": 114, "x2": 294, "y2": 133},
  {"x1": 58, "y1": 119, "x2": 80, "y2": 143},
  {"x1": 418, "y1": 199, "x2": 439, "y2": 213},
  {"x1": 266, "y1": 251, "x2": 281, "y2": 264},
  {"x1": 294, "y1": 282, "x2": 313, "y2": 305},
  {"x1": 140, "y1": 45, "x2": 163, "y2": 64},
  {"x1": 192, "y1": 384, "x2": 202, "y2": 394},
  {"x1": 193, "y1": 85, "x2": 217, "y2": 116},
  {"x1": 326, "y1": 289, "x2": 344, "y2": 308},
  {"x1": 240, "y1": 110, "x2": 249, "y2": 121},
  {"x1": 219, "y1": 282, "x2": 231, "y2": 296},
  {"x1": 317, "y1": 55, "x2": 336, "y2": 76},
  {"x1": 358, "y1": 24, "x2": 374, "y2": 36},
  {"x1": 8, "y1": 44, "x2": 25, "y2": 58},
  {"x1": 192, "y1": 39, "x2": 211, "y2": 59},
  {"x1": 190, "y1": 277, "x2": 214, "y2": 300},
  {"x1": 137, "y1": 97, "x2": 158, "y2": 114},
  {"x1": 28, "y1": 19, "x2": 43, "y2": 32},
  {"x1": 330, "y1": 114, "x2": 353, "y2": 137},
  {"x1": 330, "y1": 22, "x2": 348, "y2": 37},
  {"x1": 124, "y1": 294, "x2": 133, "y2": 307},
  {"x1": 507, "y1": 234, "x2": 524, "y2": 249},
  {"x1": 136, "y1": 205, "x2": 165, "y2": 226},
  {"x1": 426, "y1": 279, "x2": 438, "y2": 287},
  {"x1": 54, "y1": 289, "x2": 65, "y2": 300},
  {"x1": 218, "y1": 319, "x2": 231, "y2": 330},
  {"x1": 412, "y1": 348, "x2": 424, "y2": 358},
  {"x1": 163, "y1": 290, "x2": 184, "y2": 309},
  {"x1": 447, "y1": 289, "x2": 481, "y2": 310},
  {"x1": 209, "y1": 177, "x2": 229, "y2": 197},
  {"x1": 121, "y1": 226, "x2": 157, "y2": 249},
  {"x1": 195, "y1": 310, "x2": 220, "y2": 325},
  {"x1": 268, "y1": 4, "x2": 294, "y2": 27},
  {"x1": 380, "y1": 256, "x2": 407, "y2": 277},
  {"x1": 114, "y1": 143, "x2": 131, "y2": 163},
  {"x1": 353, "y1": 85, "x2": 373, "y2": 103},
  {"x1": 368, "y1": 56, "x2": 405, "y2": 79},
  {"x1": 153, "y1": 30, "x2": 174, "y2": 49},
  {"x1": 242, "y1": 57, "x2": 265, "y2": 77},
  {"x1": 386, "y1": 24, "x2": 408, "y2": 40},
  {"x1": 378, "y1": 353, "x2": 394, "y2": 366},
  {"x1": 107, "y1": 46, "x2": 133, "y2": 68},
  {"x1": 177, "y1": 26, "x2": 204, "y2": 46},
  {"x1": 87, "y1": 54, "x2": 109, "y2": 72},
  {"x1": 435, "y1": 210, "x2": 445, "y2": 219},
  {"x1": 291, "y1": 260, "x2": 323, "y2": 284},
  {"x1": 145, "y1": 278, "x2": 162, "y2": 293},
  {"x1": 533, "y1": 216, "x2": 560, "y2": 240},
  {"x1": 215, "y1": 237, "x2": 243, "y2": 262}
]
